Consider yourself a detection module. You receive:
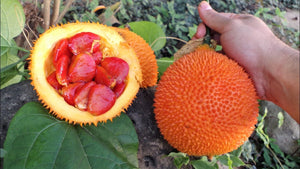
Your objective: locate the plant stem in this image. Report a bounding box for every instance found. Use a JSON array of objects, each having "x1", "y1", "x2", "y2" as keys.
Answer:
[
  {"x1": 150, "y1": 37, "x2": 187, "y2": 49},
  {"x1": 51, "y1": 0, "x2": 61, "y2": 25},
  {"x1": 54, "y1": 0, "x2": 75, "y2": 25},
  {"x1": 43, "y1": 0, "x2": 51, "y2": 30}
]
